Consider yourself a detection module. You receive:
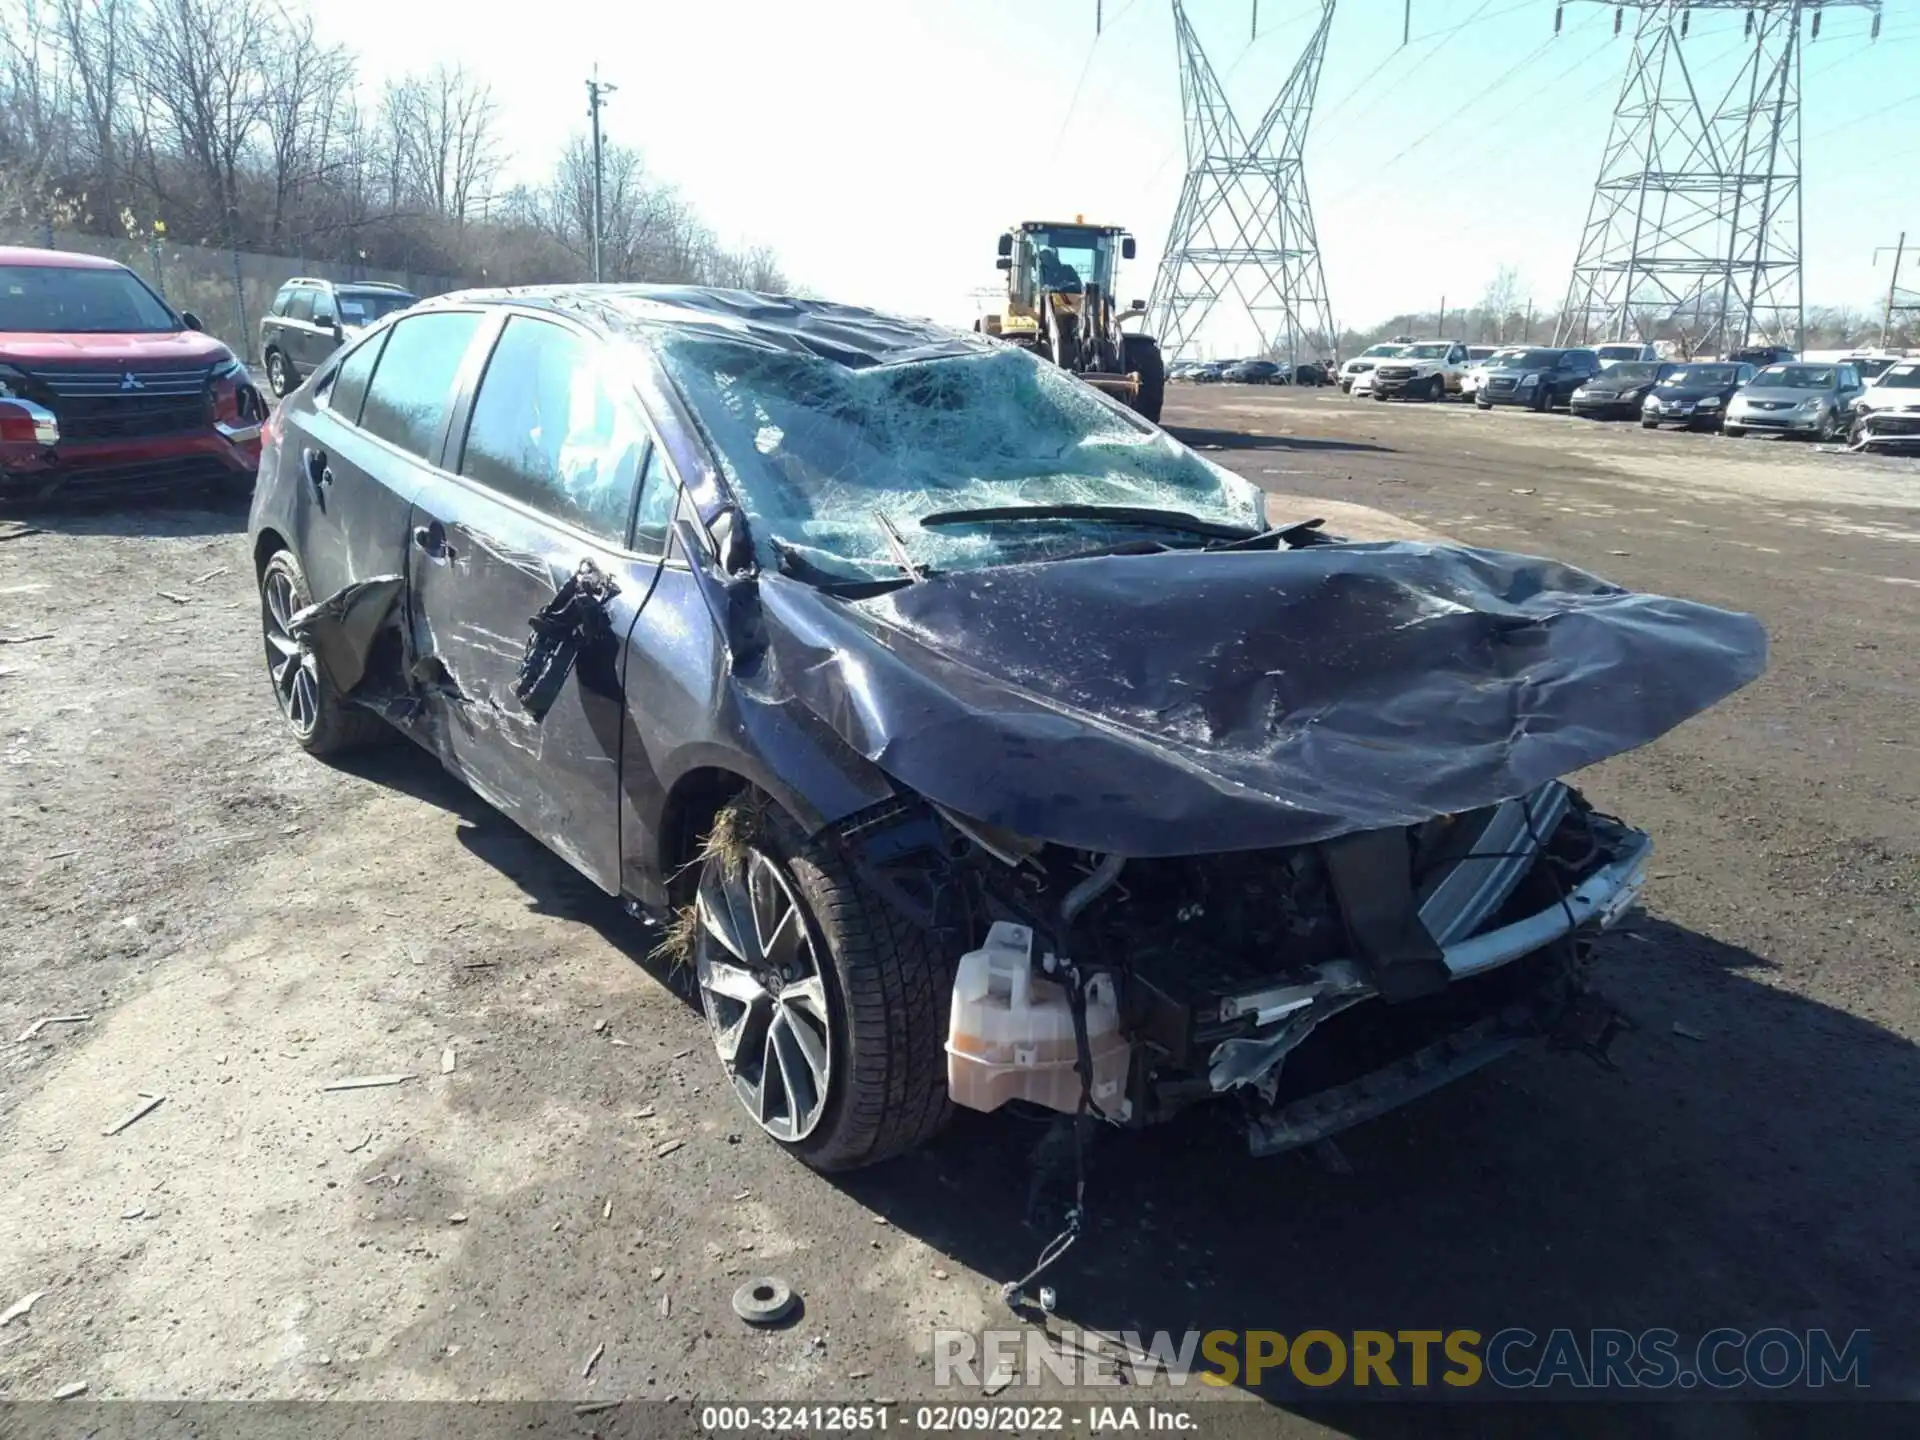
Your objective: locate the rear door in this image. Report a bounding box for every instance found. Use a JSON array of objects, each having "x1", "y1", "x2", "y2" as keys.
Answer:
[
  {"x1": 290, "y1": 310, "x2": 485, "y2": 619},
  {"x1": 405, "y1": 311, "x2": 669, "y2": 894}
]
